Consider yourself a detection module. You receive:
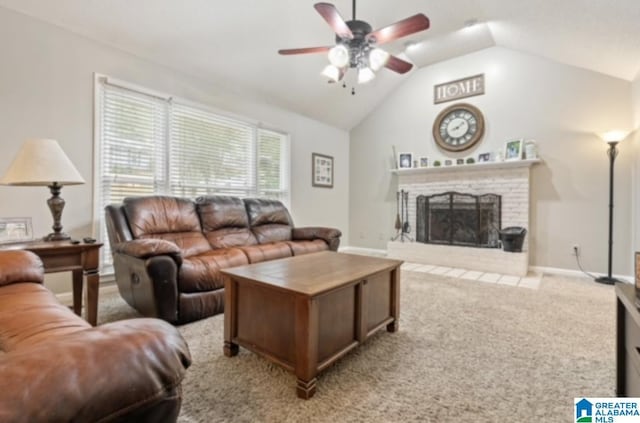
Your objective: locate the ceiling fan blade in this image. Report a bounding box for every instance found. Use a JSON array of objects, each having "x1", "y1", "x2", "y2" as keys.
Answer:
[
  {"x1": 314, "y1": 2, "x2": 354, "y2": 40},
  {"x1": 278, "y1": 46, "x2": 332, "y2": 55},
  {"x1": 385, "y1": 55, "x2": 413, "y2": 74},
  {"x1": 367, "y1": 14, "x2": 430, "y2": 44}
]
